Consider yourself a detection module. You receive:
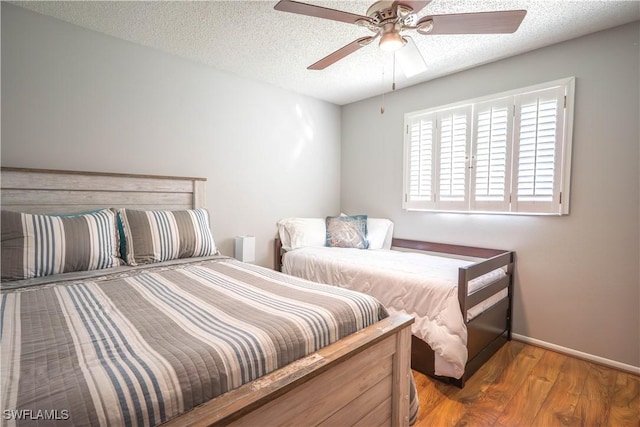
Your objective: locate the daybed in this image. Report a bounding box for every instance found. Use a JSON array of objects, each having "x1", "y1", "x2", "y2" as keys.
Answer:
[
  {"x1": 275, "y1": 216, "x2": 515, "y2": 387},
  {"x1": 0, "y1": 167, "x2": 418, "y2": 427}
]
